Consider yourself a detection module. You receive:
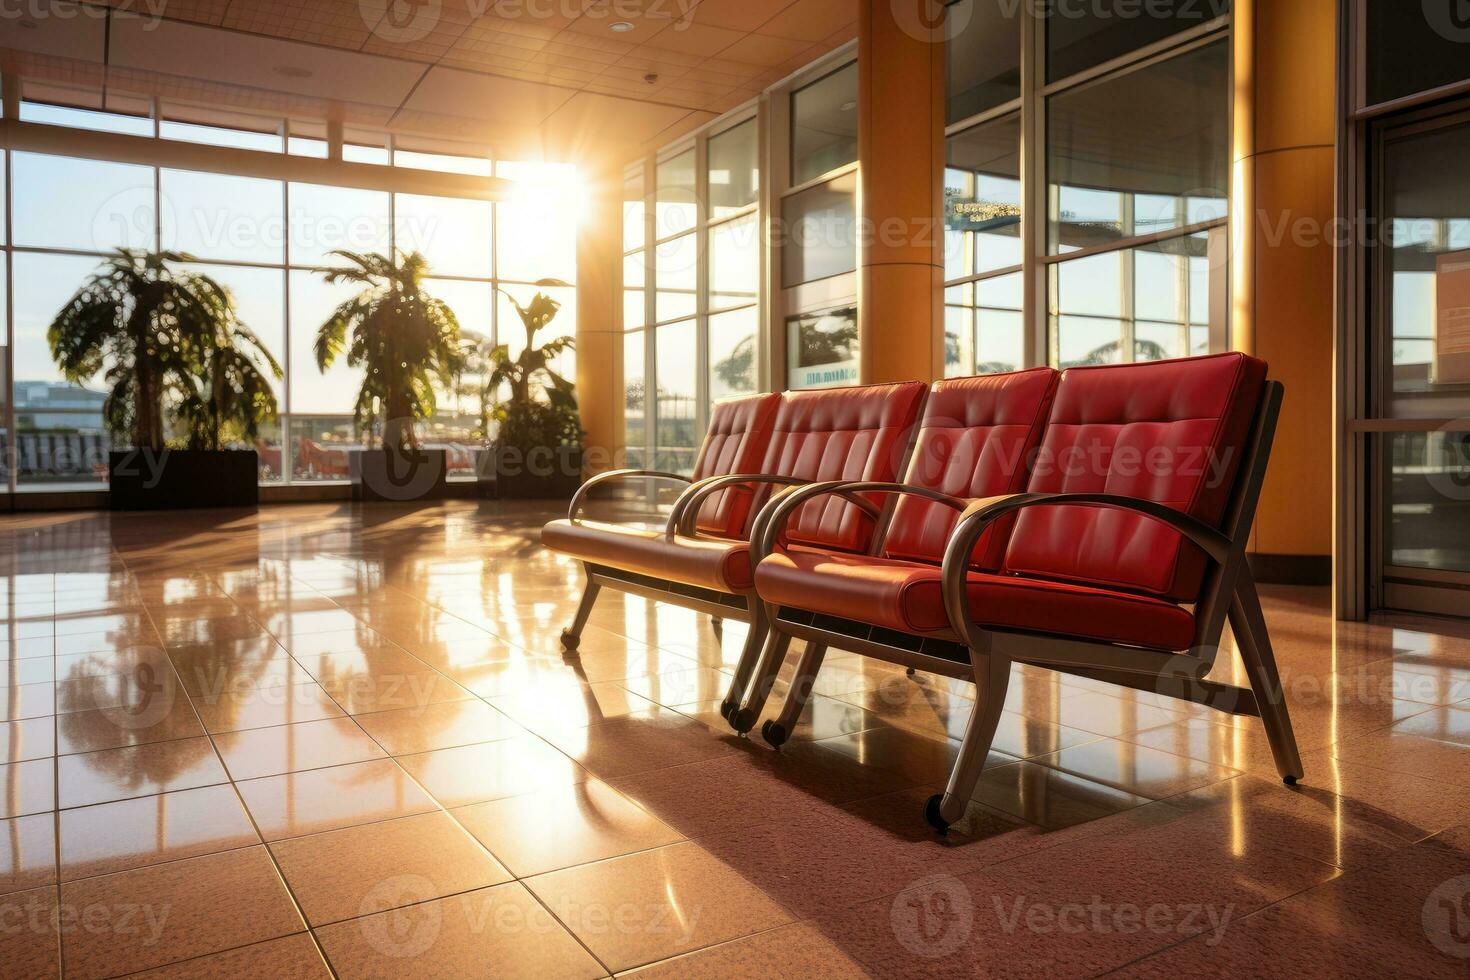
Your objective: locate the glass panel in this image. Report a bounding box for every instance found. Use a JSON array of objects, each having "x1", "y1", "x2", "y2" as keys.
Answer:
[
  {"x1": 288, "y1": 183, "x2": 391, "y2": 269},
  {"x1": 13, "y1": 253, "x2": 113, "y2": 489},
  {"x1": 623, "y1": 170, "x2": 646, "y2": 253},
  {"x1": 288, "y1": 137, "x2": 329, "y2": 158},
  {"x1": 946, "y1": 0, "x2": 1022, "y2": 122},
  {"x1": 709, "y1": 307, "x2": 758, "y2": 403},
  {"x1": 161, "y1": 170, "x2": 285, "y2": 265},
  {"x1": 1385, "y1": 431, "x2": 1470, "y2": 573},
  {"x1": 395, "y1": 193, "x2": 492, "y2": 278},
  {"x1": 624, "y1": 252, "x2": 646, "y2": 330},
  {"x1": 945, "y1": 272, "x2": 1024, "y2": 377},
  {"x1": 708, "y1": 119, "x2": 758, "y2": 219},
  {"x1": 497, "y1": 283, "x2": 576, "y2": 382},
  {"x1": 1050, "y1": 232, "x2": 1215, "y2": 366},
  {"x1": 425, "y1": 278, "x2": 493, "y2": 466},
  {"x1": 343, "y1": 143, "x2": 390, "y2": 165},
  {"x1": 655, "y1": 149, "x2": 697, "y2": 239},
  {"x1": 1366, "y1": 0, "x2": 1470, "y2": 106},
  {"x1": 1046, "y1": 0, "x2": 1228, "y2": 82},
  {"x1": 654, "y1": 320, "x2": 698, "y2": 474},
  {"x1": 178, "y1": 263, "x2": 286, "y2": 482},
  {"x1": 1048, "y1": 41, "x2": 1229, "y2": 252},
  {"x1": 160, "y1": 120, "x2": 283, "y2": 153},
  {"x1": 1381, "y1": 118, "x2": 1470, "y2": 420},
  {"x1": 709, "y1": 214, "x2": 760, "y2": 310},
  {"x1": 655, "y1": 233, "x2": 697, "y2": 323},
  {"x1": 288, "y1": 417, "x2": 361, "y2": 482},
  {"x1": 13, "y1": 152, "x2": 156, "y2": 252},
  {"x1": 623, "y1": 331, "x2": 647, "y2": 467},
  {"x1": 791, "y1": 62, "x2": 858, "y2": 185},
  {"x1": 945, "y1": 114, "x2": 1022, "y2": 280},
  {"x1": 289, "y1": 270, "x2": 366, "y2": 417},
  {"x1": 20, "y1": 102, "x2": 153, "y2": 136},
  {"x1": 495, "y1": 169, "x2": 578, "y2": 283},
  {"x1": 393, "y1": 149, "x2": 492, "y2": 176},
  {"x1": 787, "y1": 306, "x2": 858, "y2": 389},
  {"x1": 781, "y1": 171, "x2": 857, "y2": 286}
]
